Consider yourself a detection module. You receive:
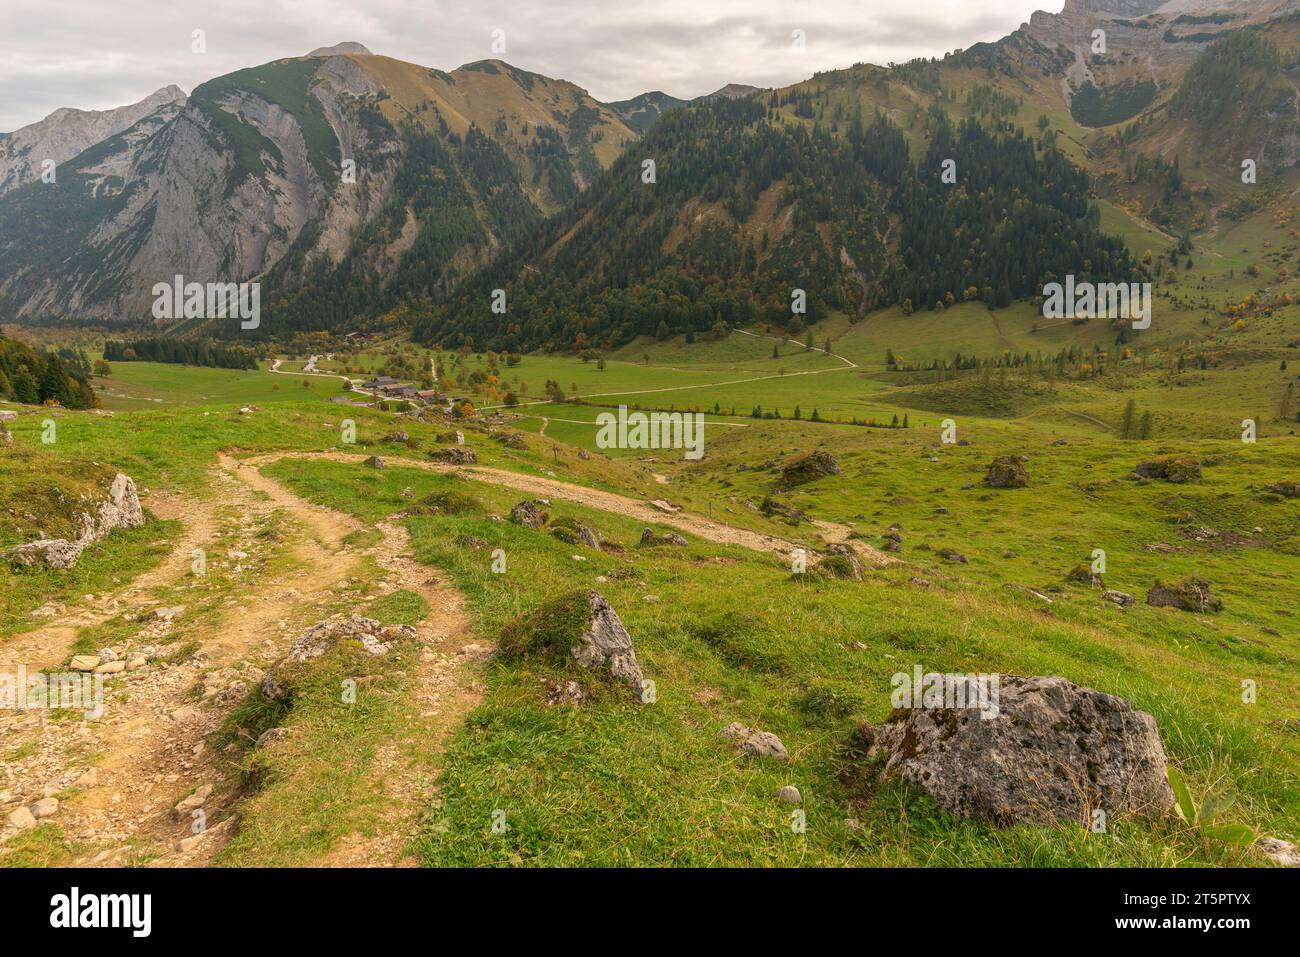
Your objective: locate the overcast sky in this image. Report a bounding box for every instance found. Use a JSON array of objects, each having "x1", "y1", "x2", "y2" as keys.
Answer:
[{"x1": 0, "y1": 0, "x2": 1046, "y2": 132}]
